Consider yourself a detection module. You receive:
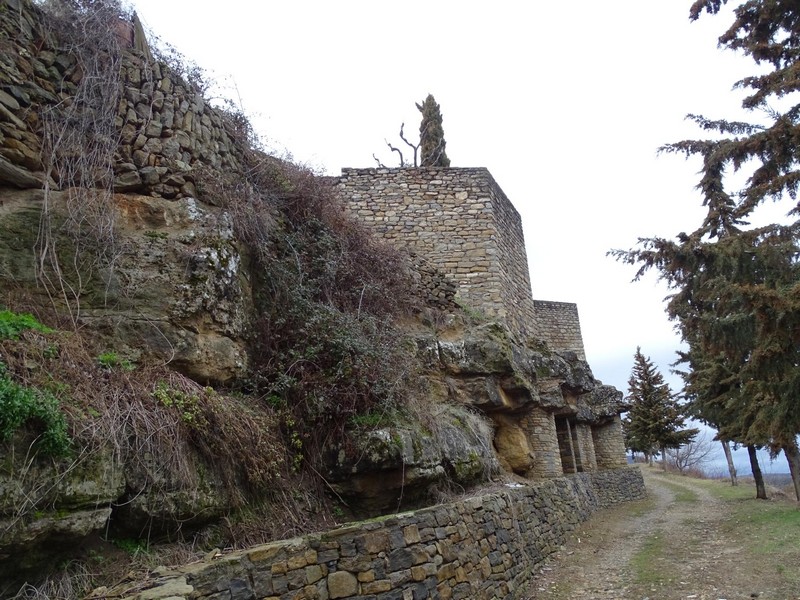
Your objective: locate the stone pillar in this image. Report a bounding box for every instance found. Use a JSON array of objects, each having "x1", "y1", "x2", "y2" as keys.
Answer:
[
  {"x1": 576, "y1": 423, "x2": 597, "y2": 472},
  {"x1": 555, "y1": 417, "x2": 577, "y2": 474},
  {"x1": 522, "y1": 407, "x2": 562, "y2": 478},
  {"x1": 592, "y1": 416, "x2": 627, "y2": 470}
]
